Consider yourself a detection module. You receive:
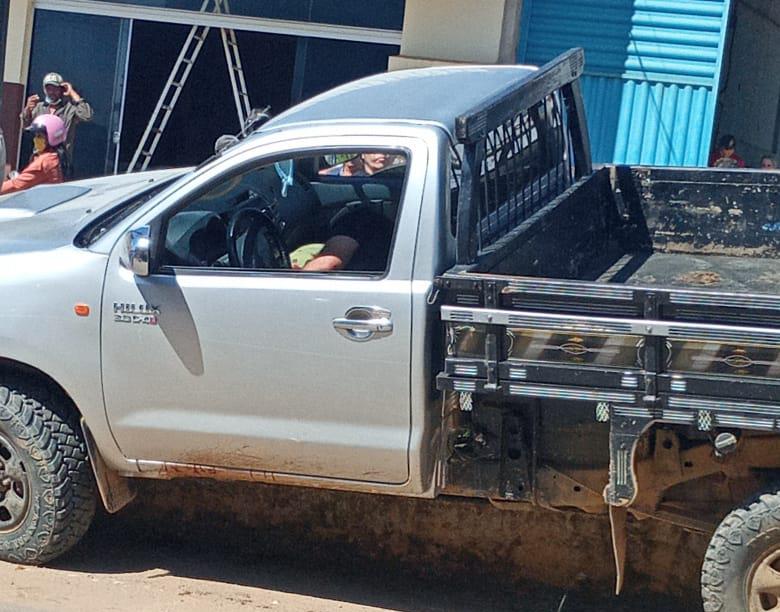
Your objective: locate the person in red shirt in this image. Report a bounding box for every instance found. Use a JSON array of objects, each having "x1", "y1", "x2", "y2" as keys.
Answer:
[
  {"x1": 709, "y1": 134, "x2": 746, "y2": 168},
  {"x1": 1, "y1": 114, "x2": 68, "y2": 195}
]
